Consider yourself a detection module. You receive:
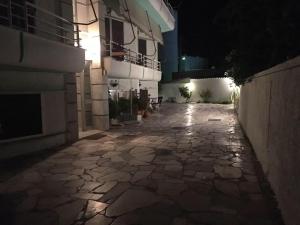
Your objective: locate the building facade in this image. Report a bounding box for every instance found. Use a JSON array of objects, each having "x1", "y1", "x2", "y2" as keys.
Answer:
[
  {"x1": 0, "y1": 0, "x2": 85, "y2": 159},
  {"x1": 73, "y1": 0, "x2": 175, "y2": 131}
]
